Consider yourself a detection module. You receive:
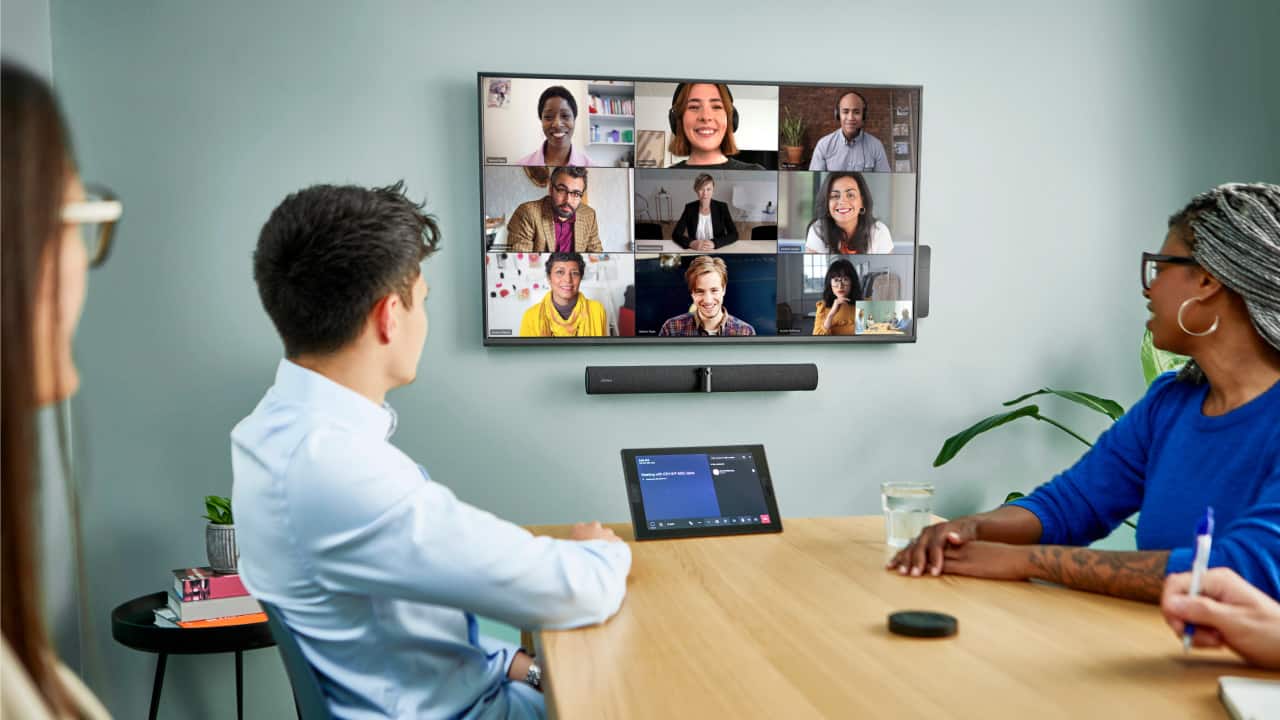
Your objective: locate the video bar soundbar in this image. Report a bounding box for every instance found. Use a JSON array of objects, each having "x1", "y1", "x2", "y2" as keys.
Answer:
[{"x1": 585, "y1": 364, "x2": 818, "y2": 394}]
